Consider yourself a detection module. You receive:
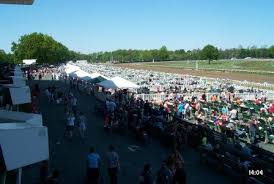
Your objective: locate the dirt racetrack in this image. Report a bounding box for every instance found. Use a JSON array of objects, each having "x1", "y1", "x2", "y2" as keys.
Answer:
[{"x1": 115, "y1": 63, "x2": 274, "y2": 84}]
